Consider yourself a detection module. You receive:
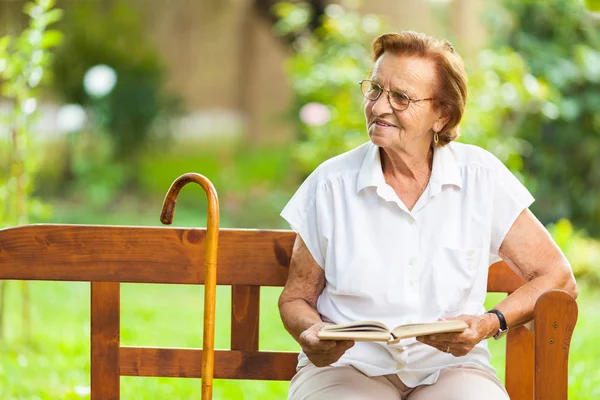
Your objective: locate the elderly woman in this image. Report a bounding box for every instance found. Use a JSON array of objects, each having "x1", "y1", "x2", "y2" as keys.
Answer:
[{"x1": 278, "y1": 31, "x2": 578, "y2": 399}]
